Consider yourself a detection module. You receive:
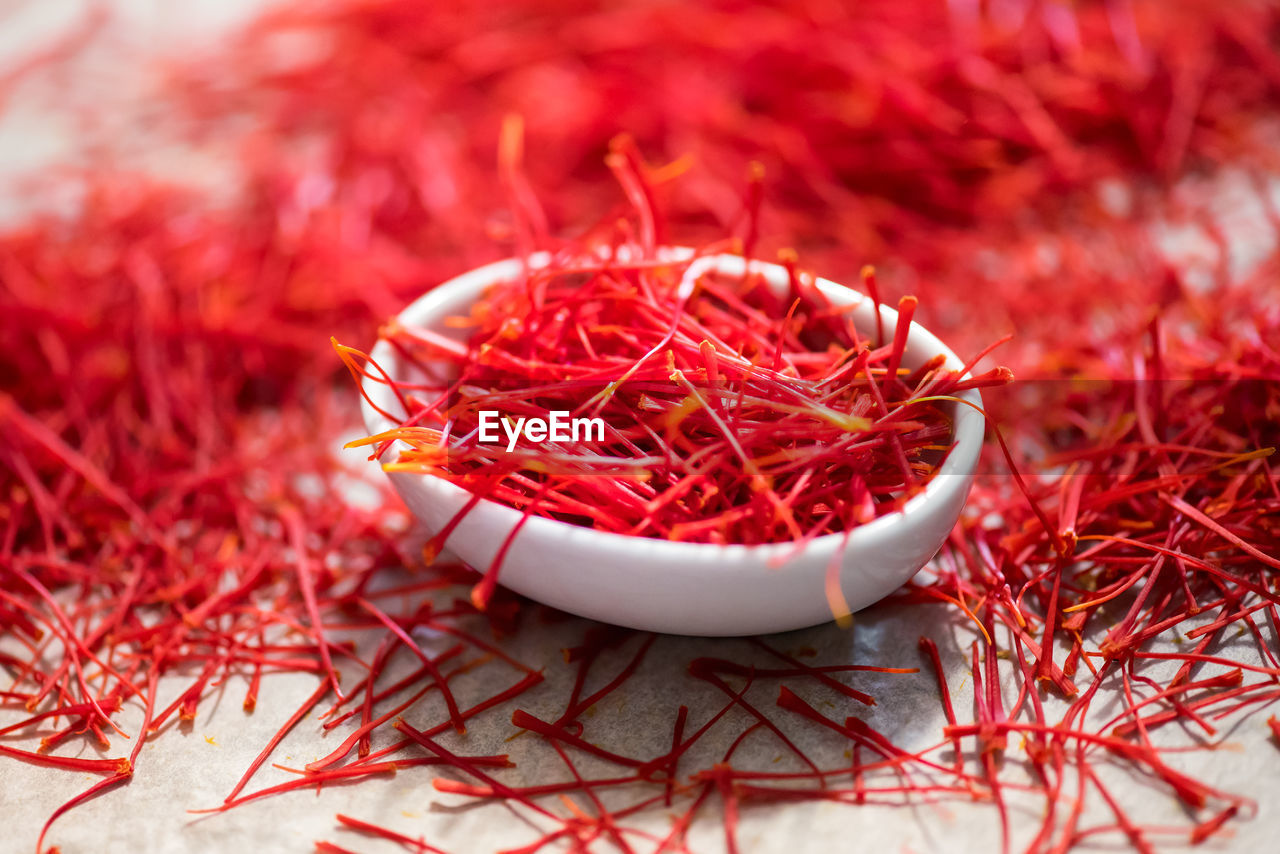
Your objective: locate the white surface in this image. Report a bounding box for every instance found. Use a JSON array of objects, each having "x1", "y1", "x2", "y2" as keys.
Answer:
[{"x1": 7, "y1": 596, "x2": 1279, "y2": 854}]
